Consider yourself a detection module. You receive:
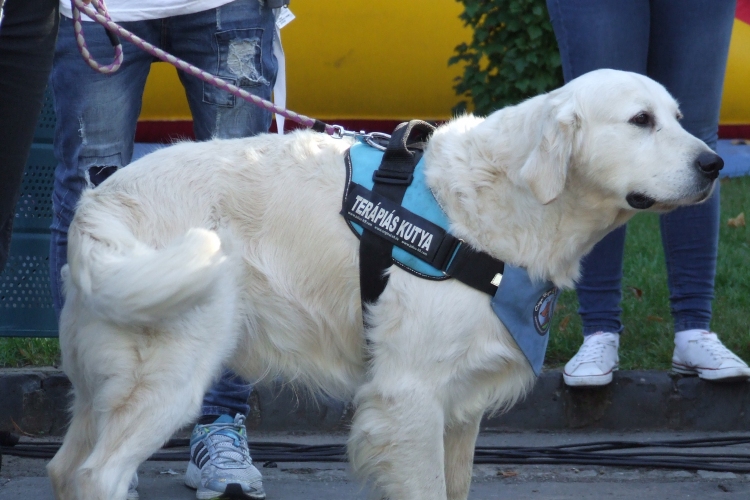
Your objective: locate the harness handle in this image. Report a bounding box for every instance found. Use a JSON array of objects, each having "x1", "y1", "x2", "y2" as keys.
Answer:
[
  {"x1": 385, "y1": 120, "x2": 435, "y2": 155},
  {"x1": 372, "y1": 120, "x2": 436, "y2": 186}
]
